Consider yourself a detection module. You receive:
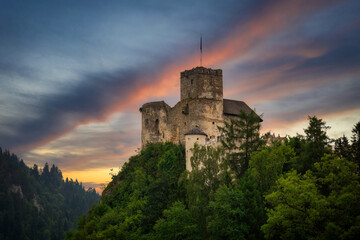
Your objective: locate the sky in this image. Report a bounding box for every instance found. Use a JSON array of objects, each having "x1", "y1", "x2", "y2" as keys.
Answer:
[{"x1": 0, "y1": 0, "x2": 359, "y2": 192}]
